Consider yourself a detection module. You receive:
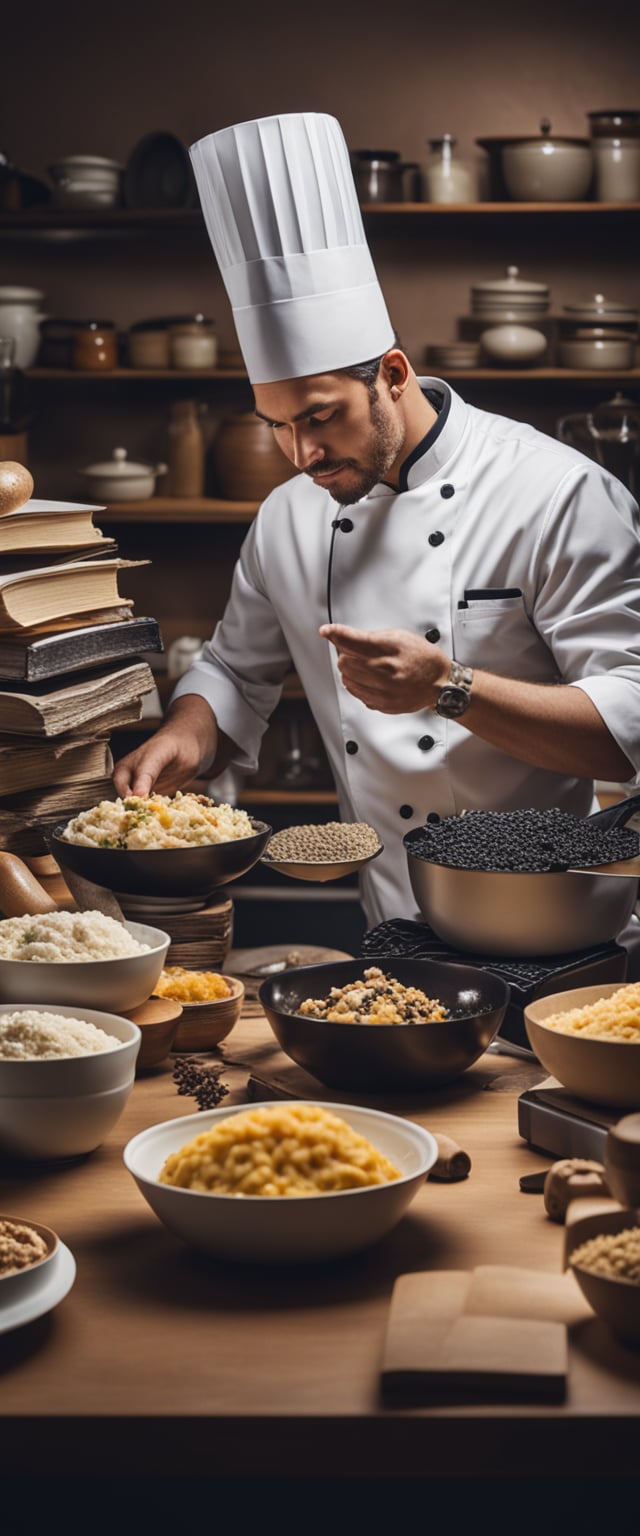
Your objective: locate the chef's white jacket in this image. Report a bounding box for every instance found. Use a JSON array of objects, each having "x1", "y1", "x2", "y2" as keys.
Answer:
[{"x1": 174, "y1": 379, "x2": 640, "y2": 933}]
